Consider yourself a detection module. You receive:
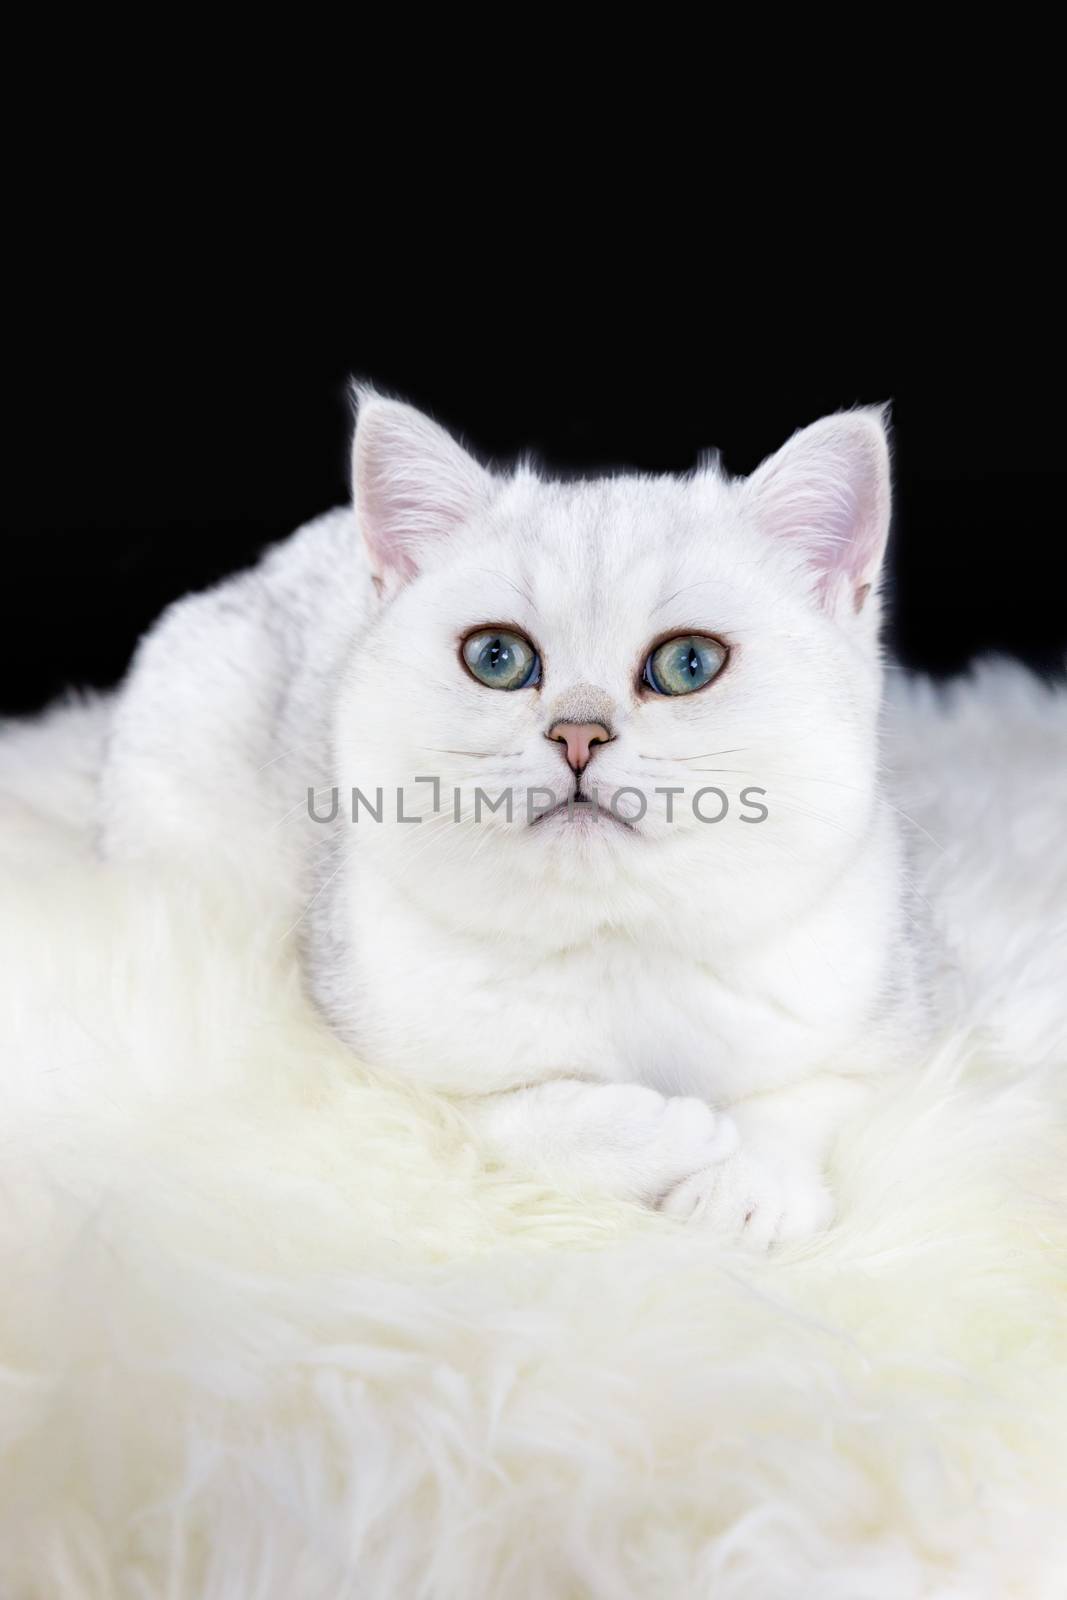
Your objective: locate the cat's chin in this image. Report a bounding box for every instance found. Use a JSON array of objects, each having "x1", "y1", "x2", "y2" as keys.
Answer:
[{"x1": 529, "y1": 797, "x2": 635, "y2": 835}]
